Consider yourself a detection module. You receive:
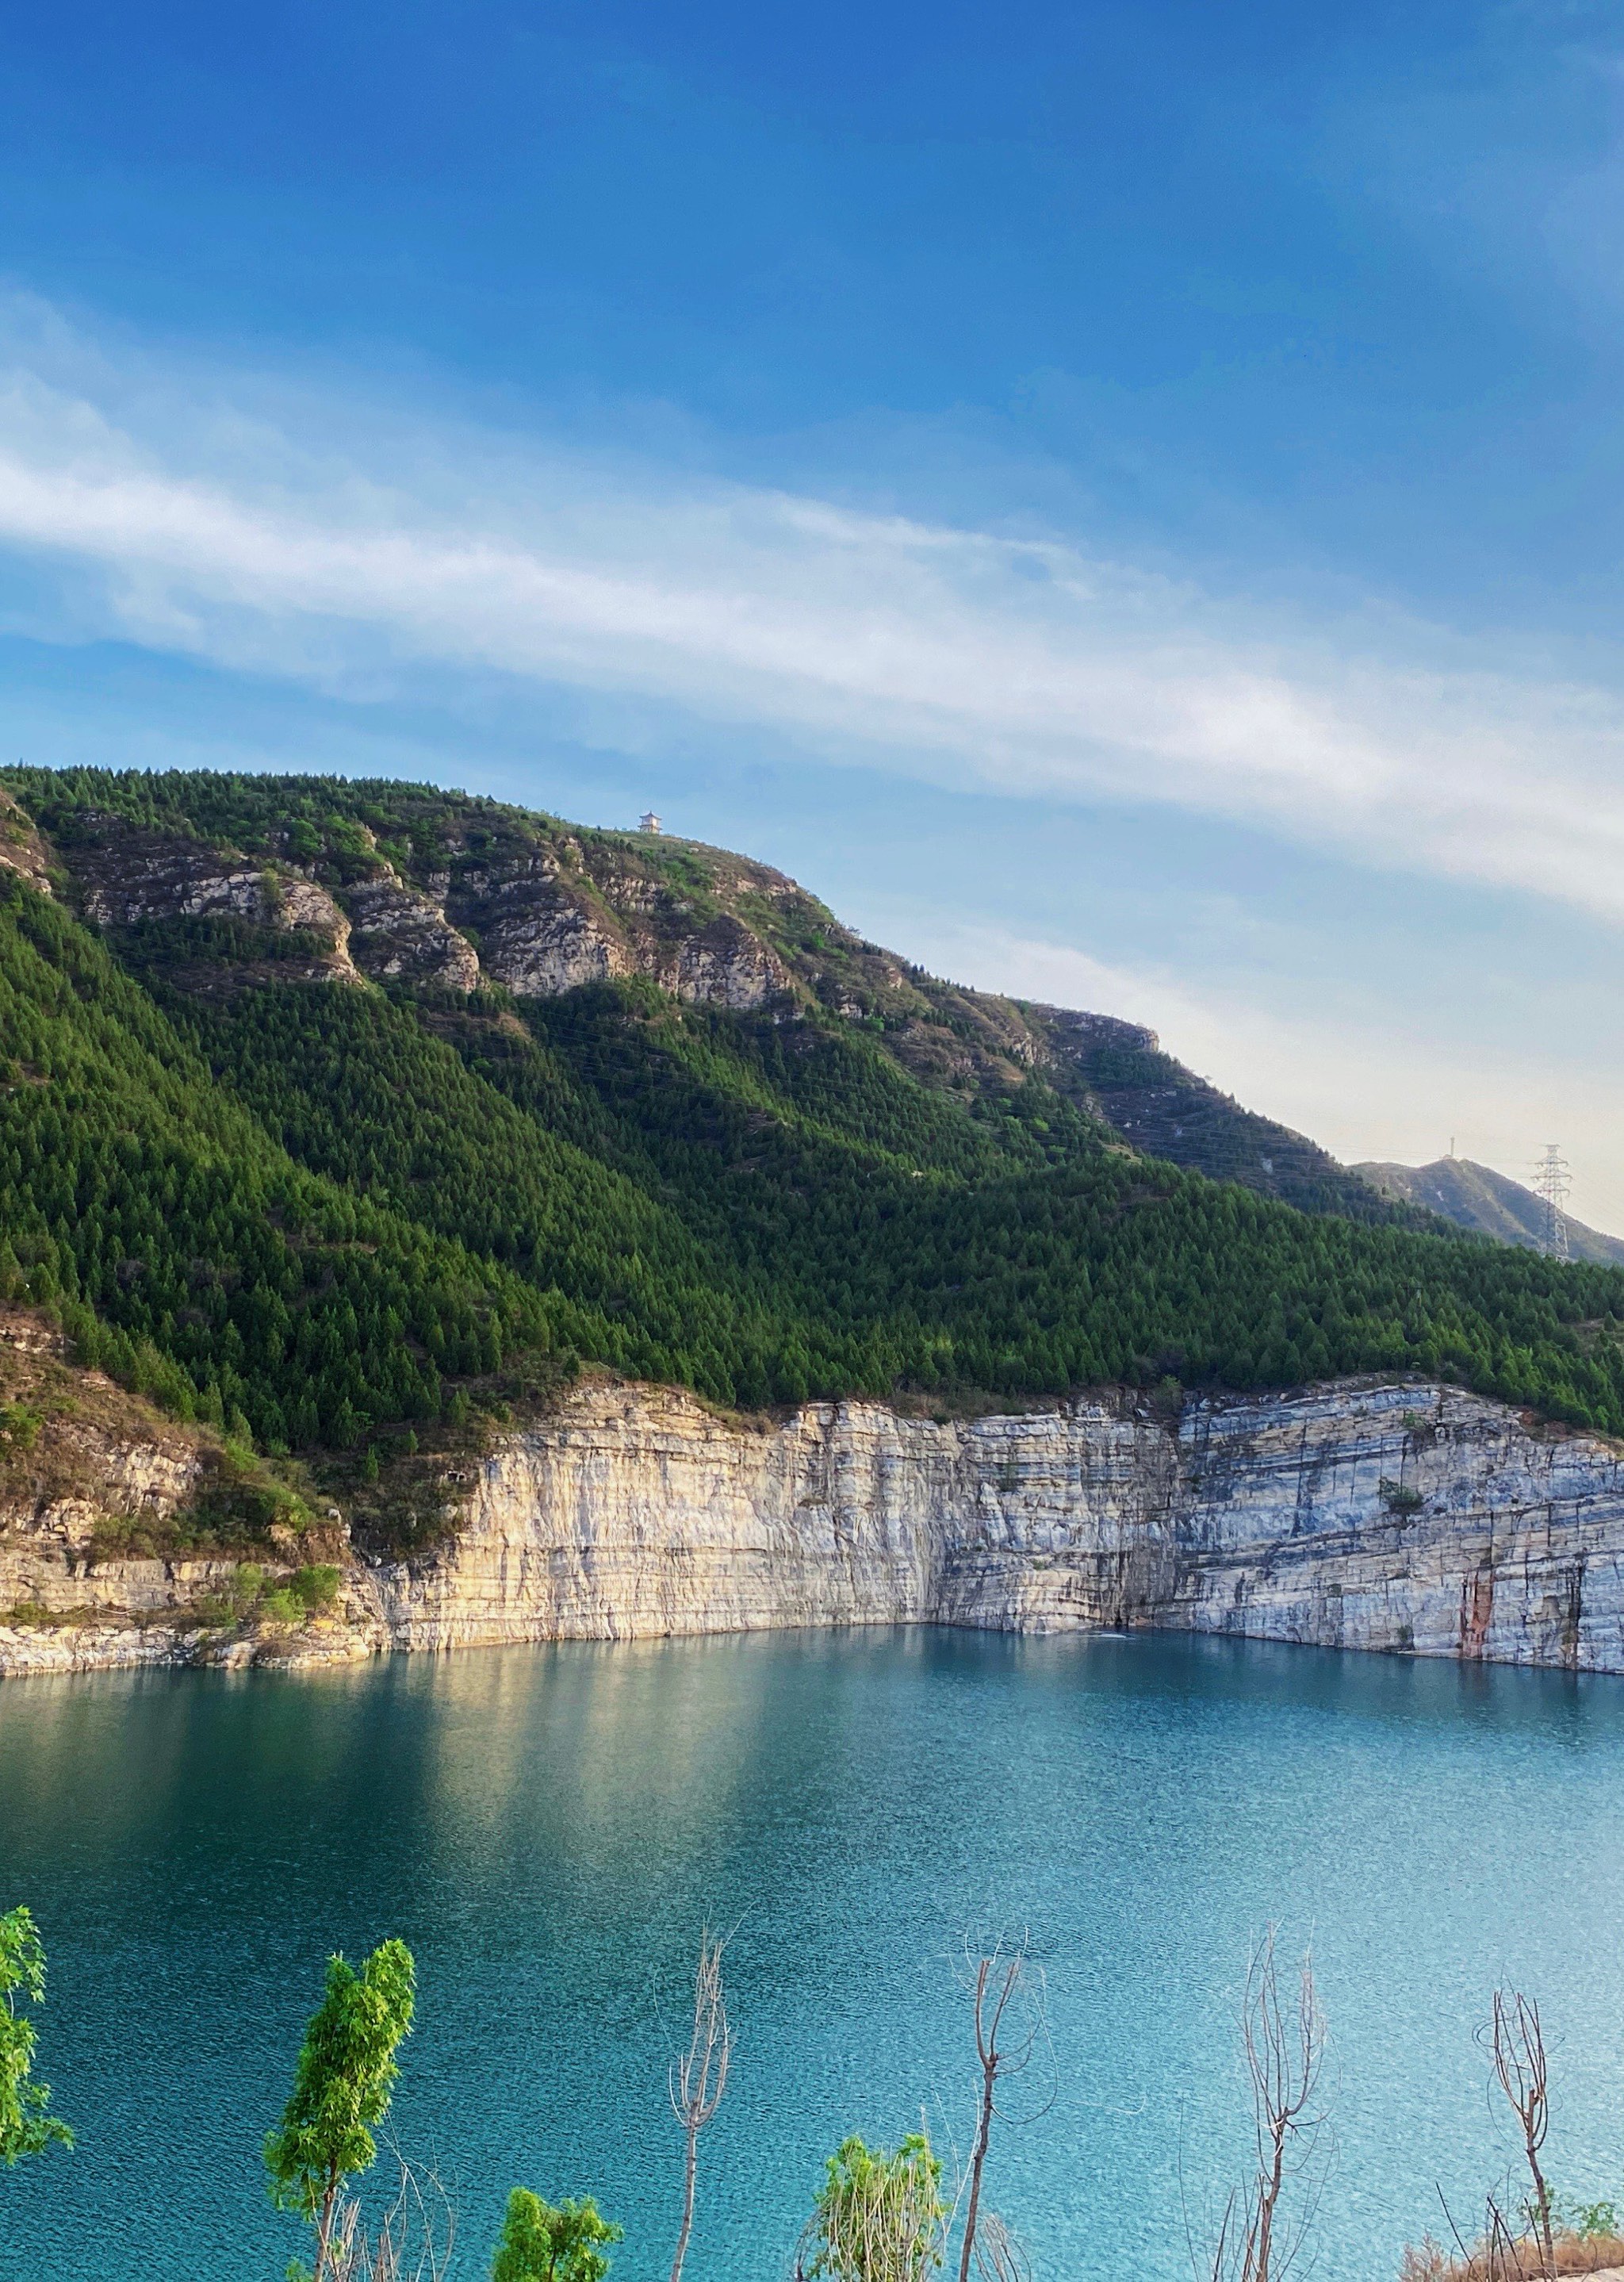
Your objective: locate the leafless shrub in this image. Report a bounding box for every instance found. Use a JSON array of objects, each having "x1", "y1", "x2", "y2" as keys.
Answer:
[
  {"x1": 969, "y1": 2209, "x2": 1032, "y2": 2282},
  {"x1": 1197, "y1": 1928, "x2": 1332, "y2": 2282},
  {"x1": 325, "y1": 2144, "x2": 456, "y2": 2282},
  {"x1": 952, "y1": 1930, "x2": 1052, "y2": 2282},
  {"x1": 668, "y1": 1927, "x2": 733, "y2": 2282},
  {"x1": 1399, "y1": 2232, "x2": 1452, "y2": 2282},
  {"x1": 1397, "y1": 2231, "x2": 1624, "y2": 2282},
  {"x1": 1399, "y1": 2180, "x2": 1624, "y2": 2282}
]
